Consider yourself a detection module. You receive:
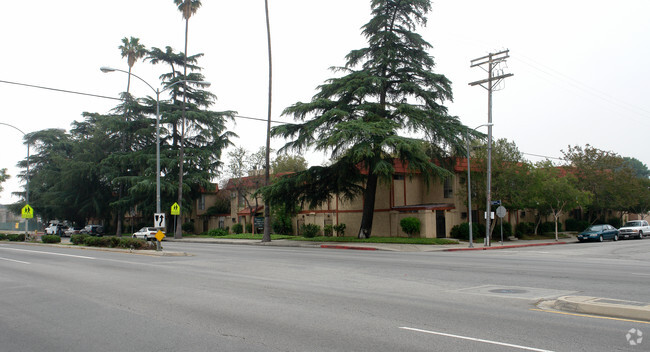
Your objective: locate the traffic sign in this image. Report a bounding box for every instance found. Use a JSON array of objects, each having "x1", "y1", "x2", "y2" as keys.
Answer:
[
  {"x1": 171, "y1": 202, "x2": 180, "y2": 215},
  {"x1": 154, "y1": 213, "x2": 166, "y2": 228},
  {"x1": 491, "y1": 200, "x2": 501, "y2": 206},
  {"x1": 496, "y1": 205, "x2": 507, "y2": 218},
  {"x1": 21, "y1": 204, "x2": 34, "y2": 219},
  {"x1": 155, "y1": 230, "x2": 165, "y2": 242}
]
